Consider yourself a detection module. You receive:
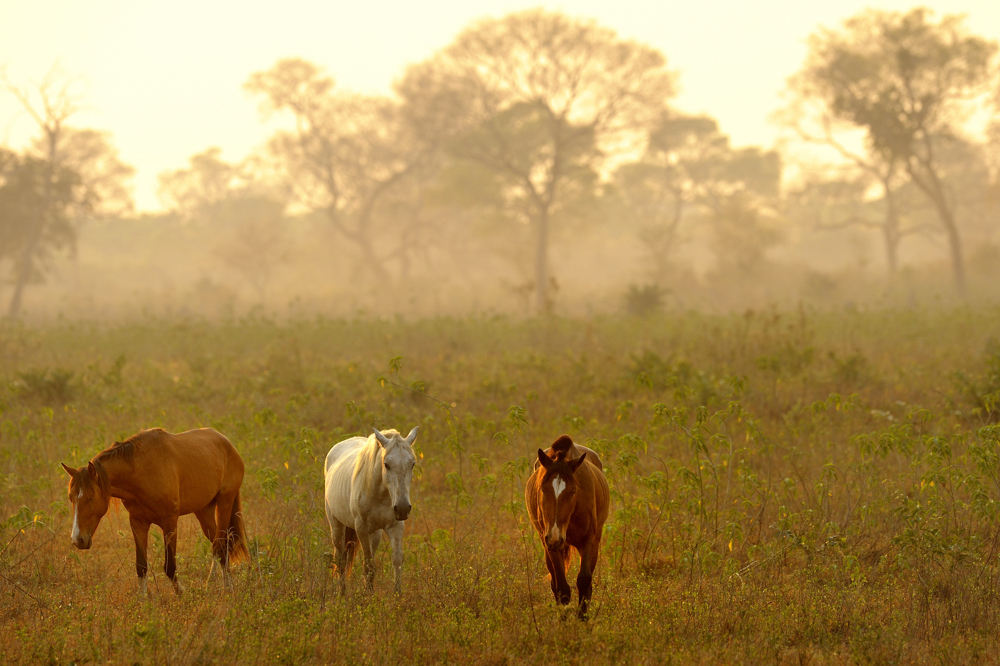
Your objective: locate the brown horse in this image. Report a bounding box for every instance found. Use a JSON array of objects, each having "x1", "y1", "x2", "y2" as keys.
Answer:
[
  {"x1": 61, "y1": 427, "x2": 248, "y2": 596},
  {"x1": 525, "y1": 435, "x2": 610, "y2": 619}
]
